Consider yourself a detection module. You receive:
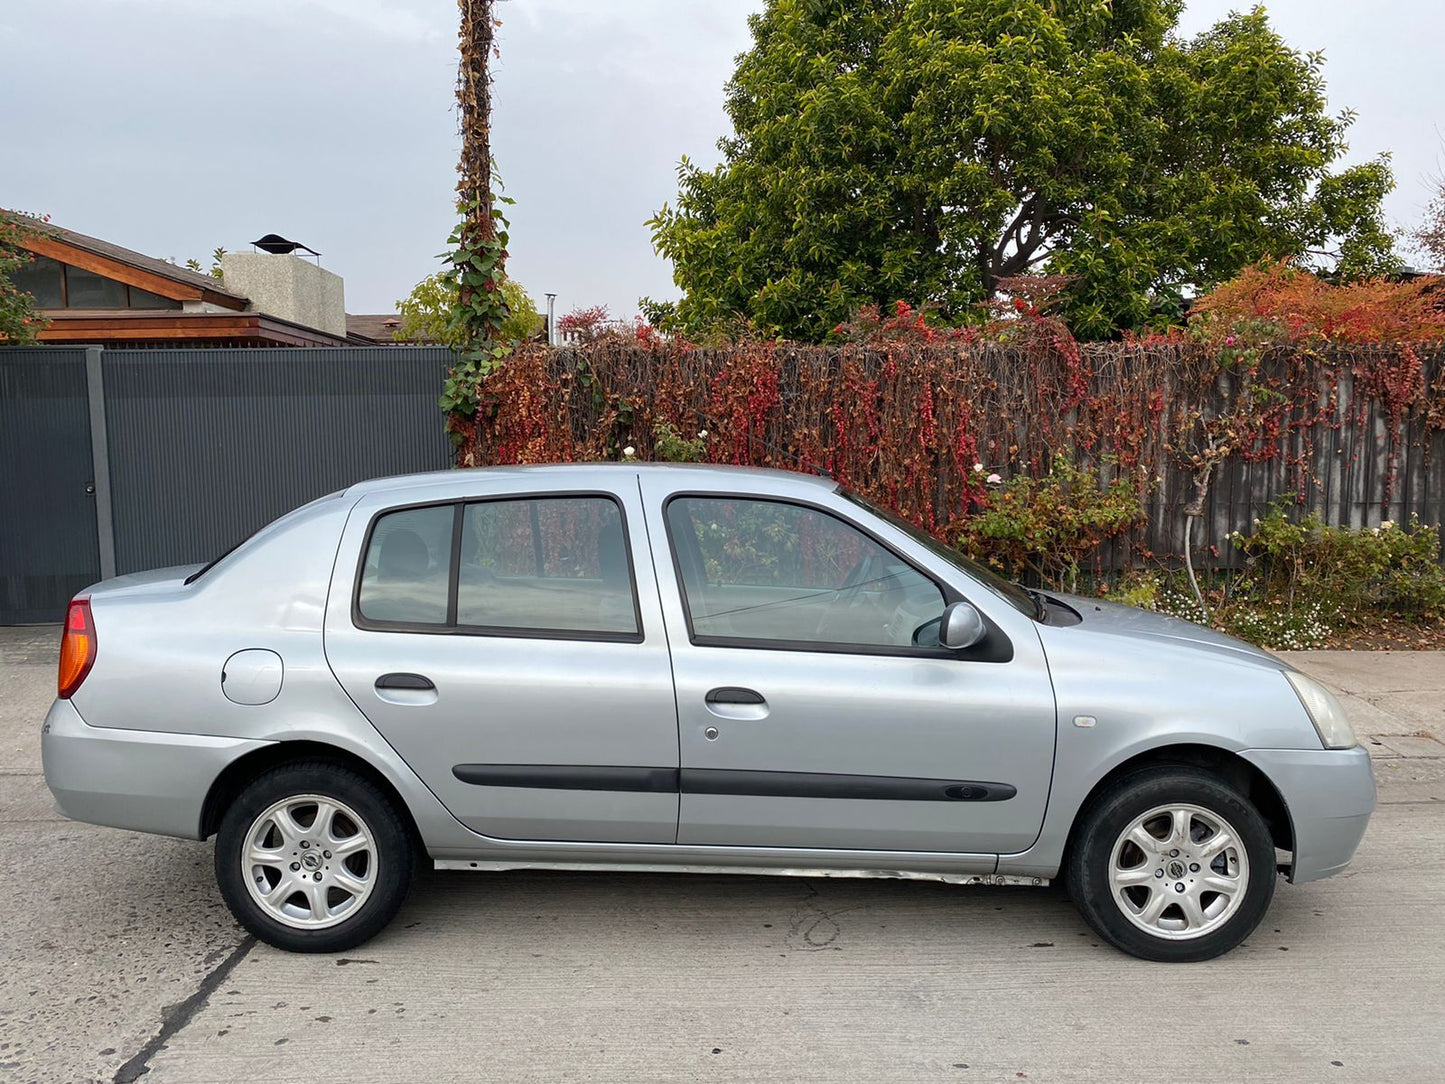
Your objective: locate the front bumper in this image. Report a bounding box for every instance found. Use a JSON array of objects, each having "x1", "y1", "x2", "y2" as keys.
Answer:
[
  {"x1": 1241, "y1": 745, "x2": 1376, "y2": 884},
  {"x1": 42, "y1": 698, "x2": 272, "y2": 839}
]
